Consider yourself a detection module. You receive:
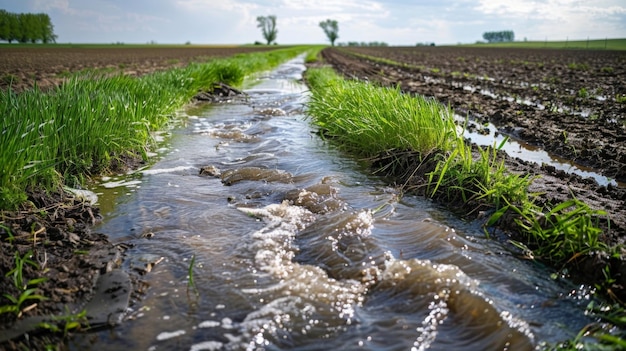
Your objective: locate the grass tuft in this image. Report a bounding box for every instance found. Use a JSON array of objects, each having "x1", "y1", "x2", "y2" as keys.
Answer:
[{"x1": 306, "y1": 67, "x2": 458, "y2": 157}]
